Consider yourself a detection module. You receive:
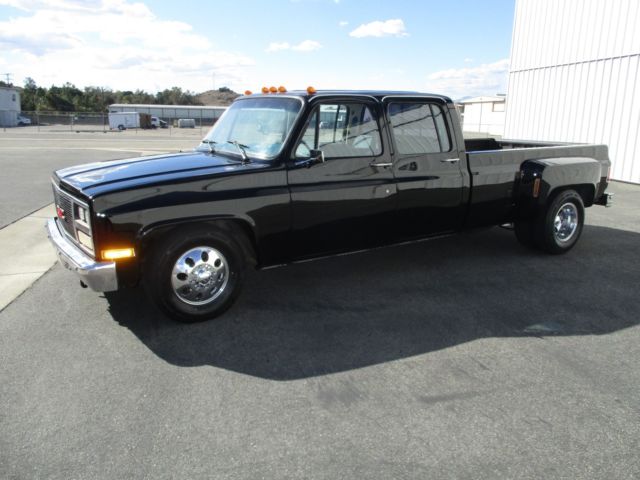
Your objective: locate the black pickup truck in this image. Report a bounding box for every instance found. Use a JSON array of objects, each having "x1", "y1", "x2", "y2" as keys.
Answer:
[{"x1": 47, "y1": 89, "x2": 612, "y2": 322}]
